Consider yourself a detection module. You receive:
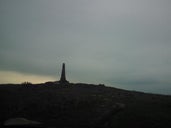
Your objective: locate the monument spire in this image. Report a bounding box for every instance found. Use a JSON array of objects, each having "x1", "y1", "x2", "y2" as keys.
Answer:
[{"x1": 59, "y1": 63, "x2": 68, "y2": 83}]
